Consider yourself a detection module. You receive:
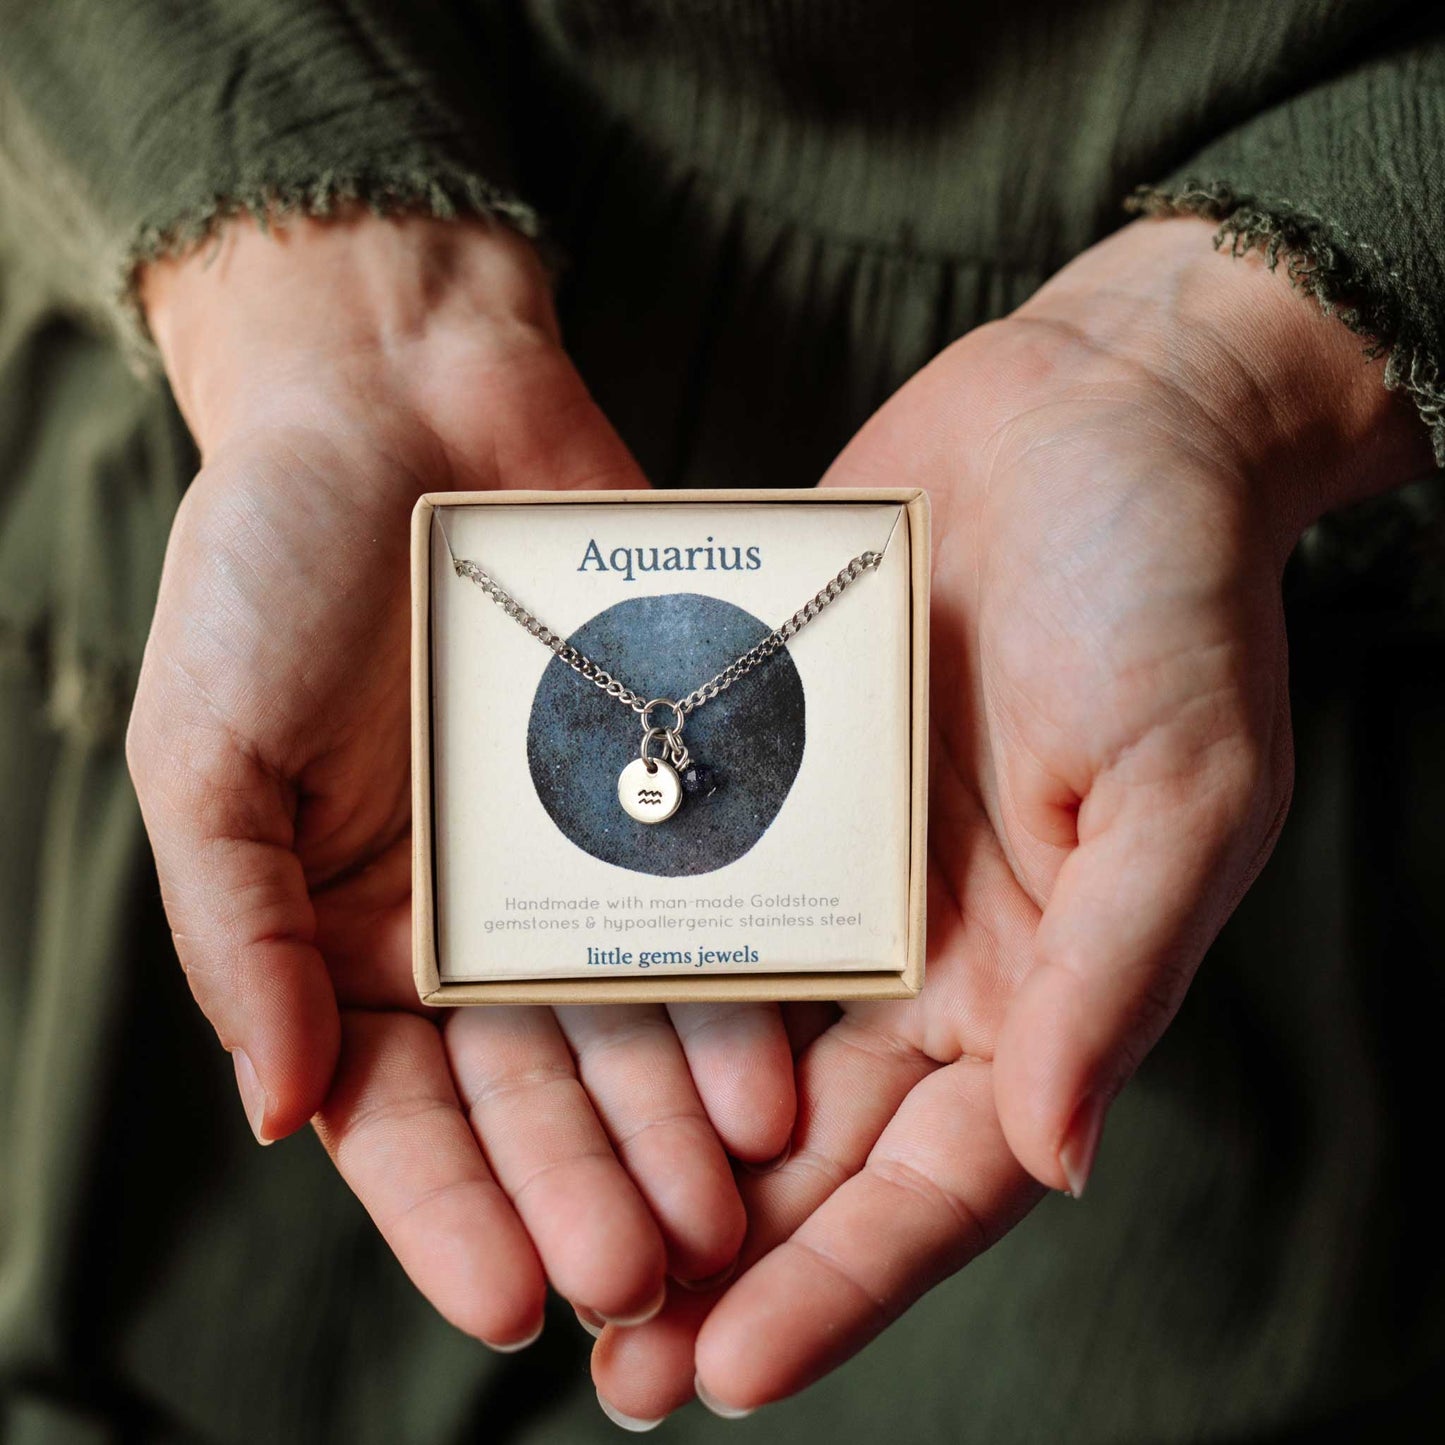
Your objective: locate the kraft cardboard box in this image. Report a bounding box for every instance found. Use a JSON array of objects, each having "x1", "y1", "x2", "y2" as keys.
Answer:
[{"x1": 411, "y1": 488, "x2": 929, "y2": 1005}]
